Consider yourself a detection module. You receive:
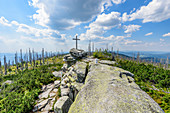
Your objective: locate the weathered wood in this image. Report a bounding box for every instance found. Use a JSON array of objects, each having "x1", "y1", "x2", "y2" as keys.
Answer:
[
  {"x1": 12, "y1": 60, "x2": 14, "y2": 66},
  {"x1": 5, "y1": 63, "x2": 7, "y2": 75},
  {"x1": 45, "y1": 51, "x2": 48, "y2": 58},
  {"x1": 29, "y1": 48, "x2": 32, "y2": 66},
  {"x1": 137, "y1": 52, "x2": 140, "y2": 63},
  {"x1": 33, "y1": 49, "x2": 35, "y2": 67},
  {"x1": 8, "y1": 60, "x2": 10, "y2": 69},
  {"x1": 15, "y1": 52, "x2": 18, "y2": 70},
  {"x1": 20, "y1": 49, "x2": 23, "y2": 70},
  {"x1": 166, "y1": 56, "x2": 169, "y2": 69},
  {"x1": 0, "y1": 60, "x2": 2, "y2": 75},
  {"x1": 39, "y1": 55, "x2": 42, "y2": 66},
  {"x1": 36, "y1": 52, "x2": 38, "y2": 66},
  {"x1": 4, "y1": 55, "x2": 7, "y2": 75},
  {"x1": 42, "y1": 48, "x2": 44, "y2": 64}
]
